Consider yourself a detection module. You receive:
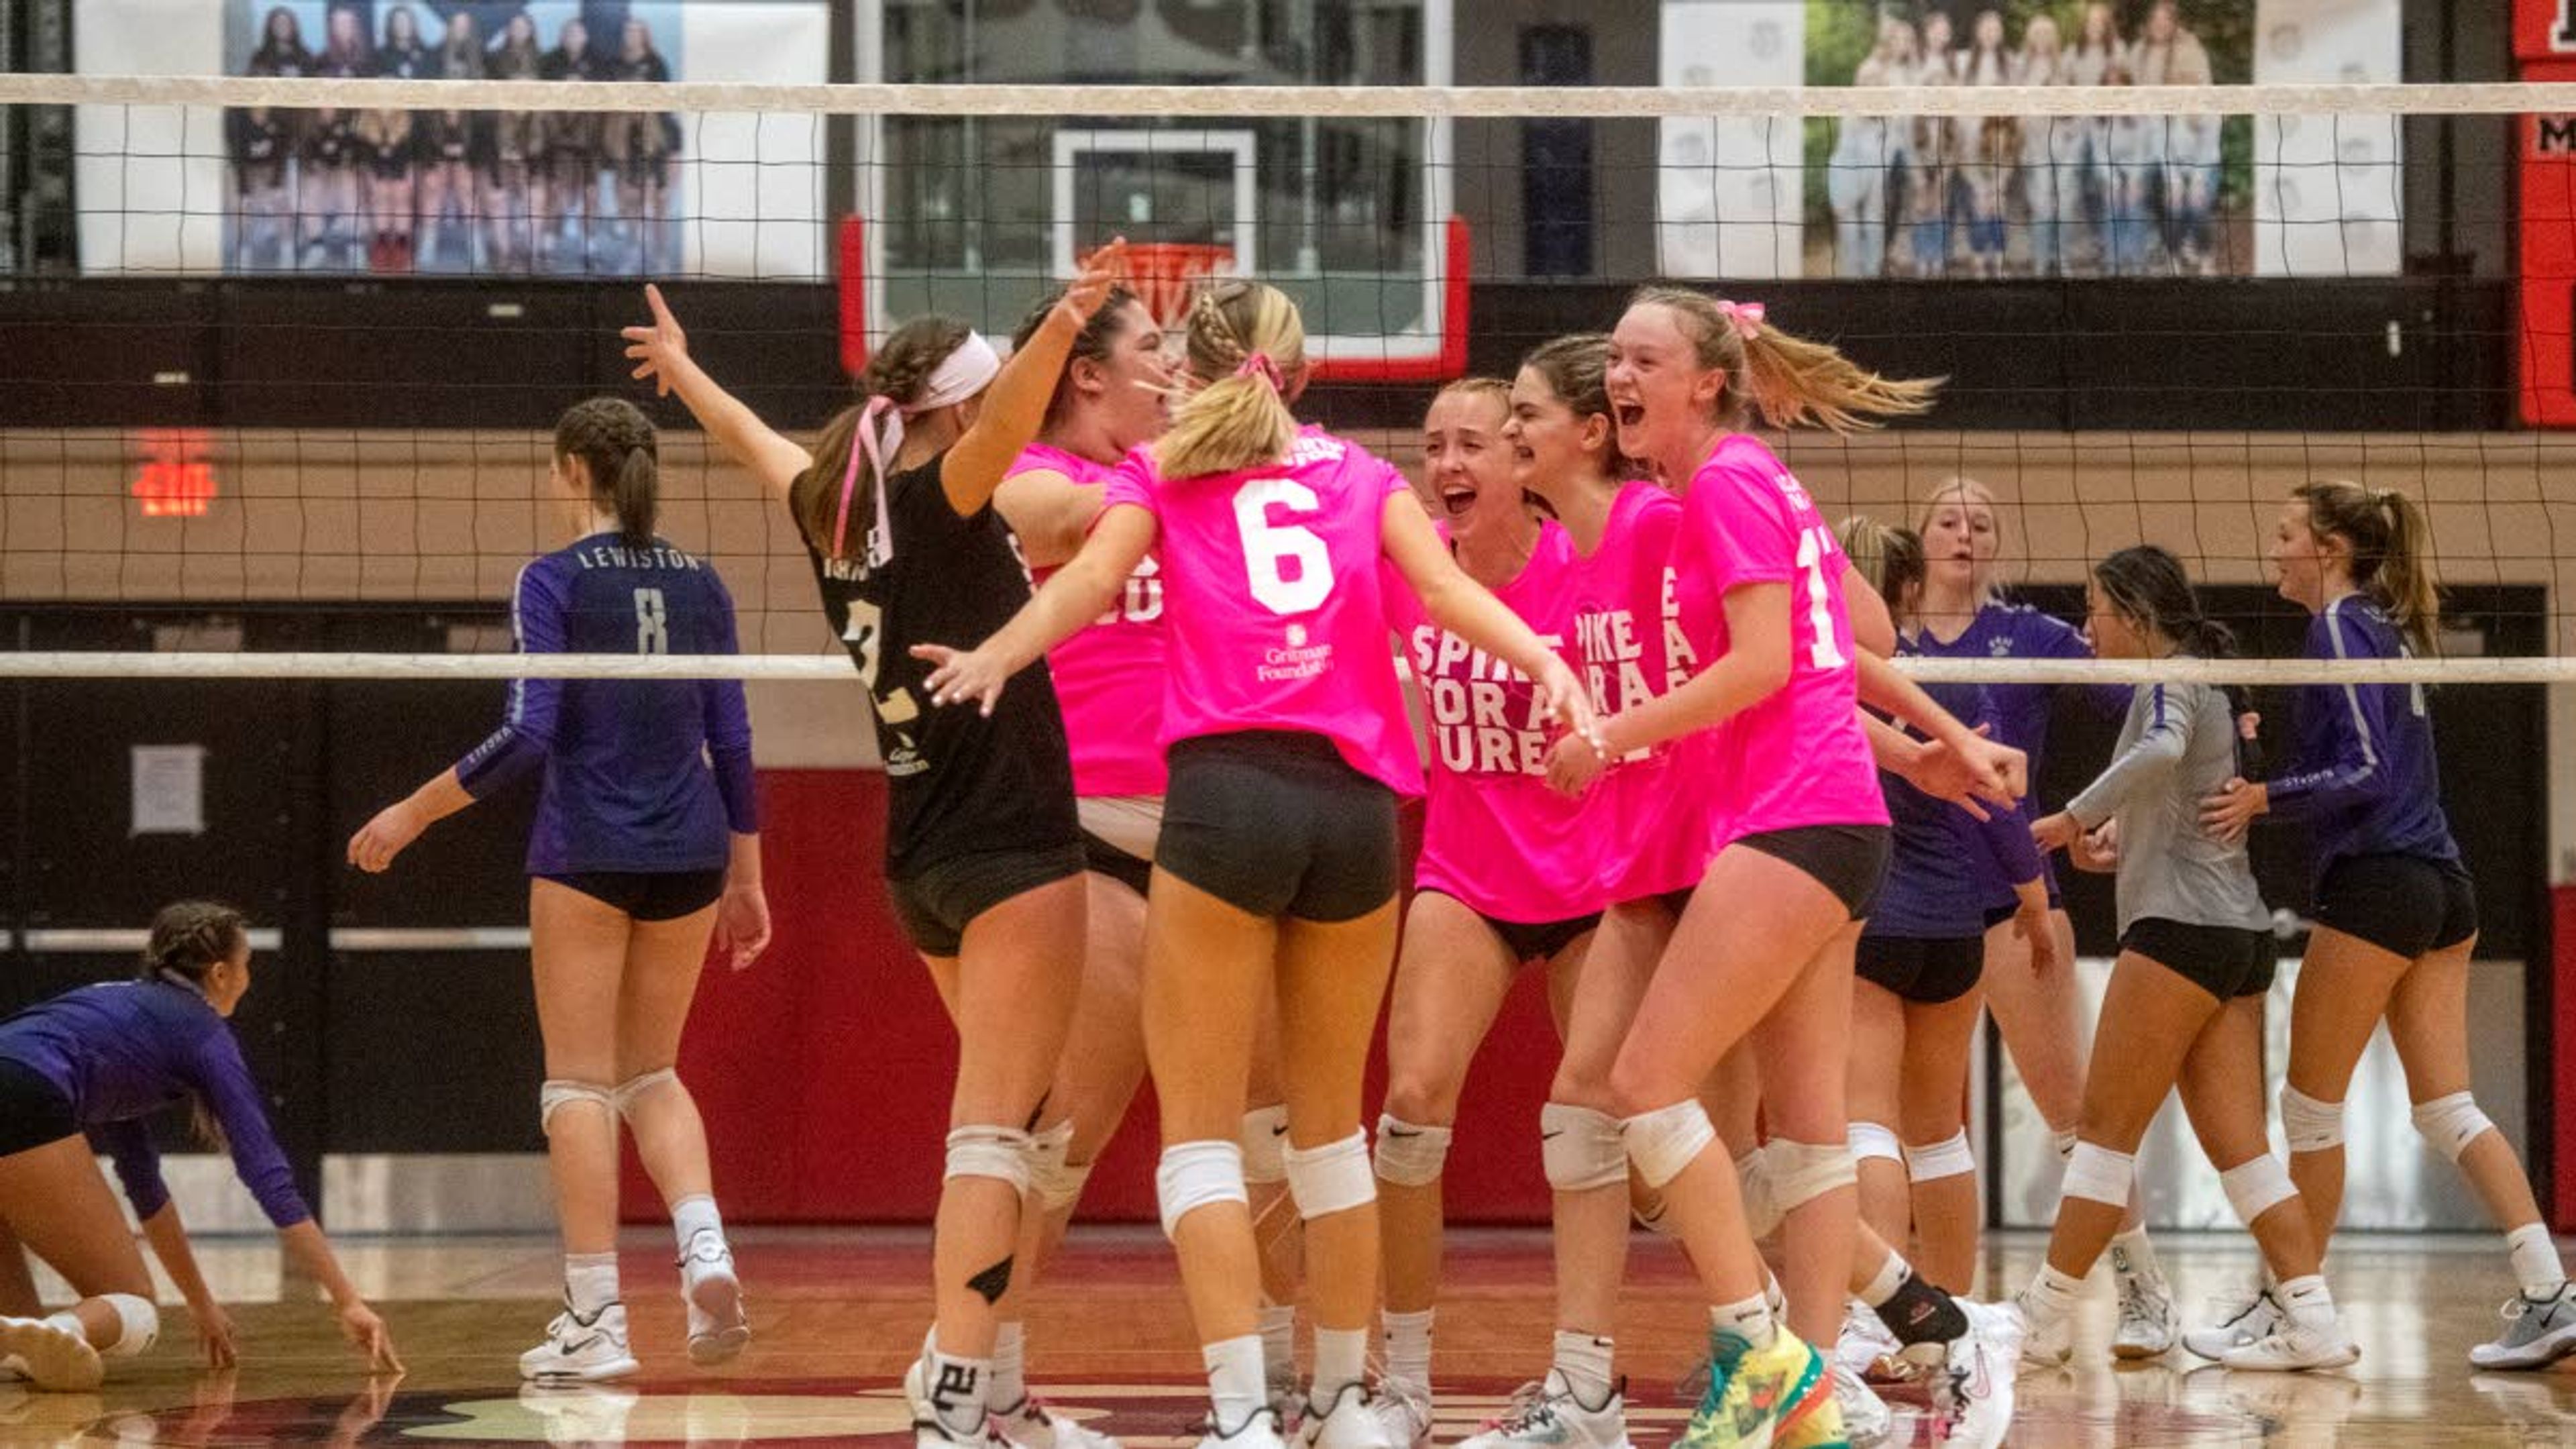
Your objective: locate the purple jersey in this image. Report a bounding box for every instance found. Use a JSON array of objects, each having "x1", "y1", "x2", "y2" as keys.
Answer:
[
  {"x1": 2267, "y1": 595, "x2": 2459, "y2": 884},
  {"x1": 456, "y1": 534, "x2": 758, "y2": 875},
  {"x1": 0, "y1": 981, "x2": 307, "y2": 1227},
  {"x1": 1907, "y1": 600, "x2": 2102, "y2": 786},
  {"x1": 1864, "y1": 677, "x2": 2043, "y2": 938}
]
